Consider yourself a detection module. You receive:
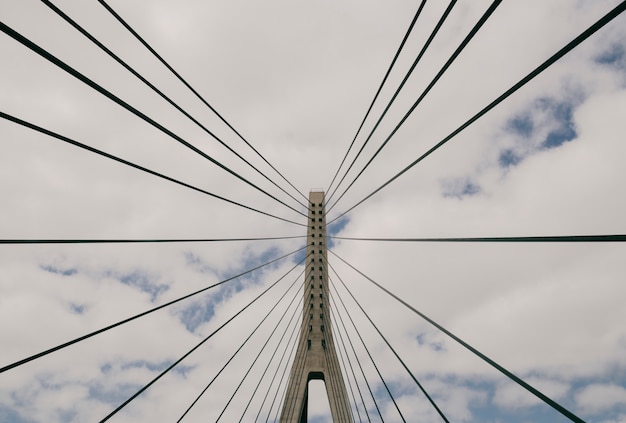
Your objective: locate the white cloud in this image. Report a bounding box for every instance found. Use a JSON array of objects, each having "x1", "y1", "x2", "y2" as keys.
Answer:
[
  {"x1": 493, "y1": 378, "x2": 570, "y2": 409},
  {"x1": 1, "y1": 0, "x2": 626, "y2": 422},
  {"x1": 596, "y1": 415, "x2": 626, "y2": 423},
  {"x1": 576, "y1": 384, "x2": 626, "y2": 414}
]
